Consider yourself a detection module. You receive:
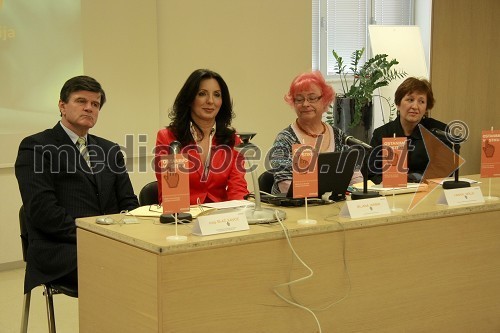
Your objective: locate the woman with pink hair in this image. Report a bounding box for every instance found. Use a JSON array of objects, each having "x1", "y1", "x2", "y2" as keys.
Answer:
[{"x1": 269, "y1": 71, "x2": 362, "y2": 195}]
